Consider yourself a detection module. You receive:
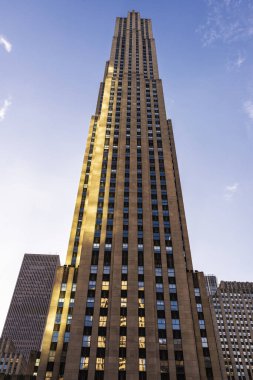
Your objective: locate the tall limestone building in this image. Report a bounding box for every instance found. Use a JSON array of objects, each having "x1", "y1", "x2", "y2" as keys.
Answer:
[{"x1": 37, "y1": 11, "x2": 224, "y2": 380}]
